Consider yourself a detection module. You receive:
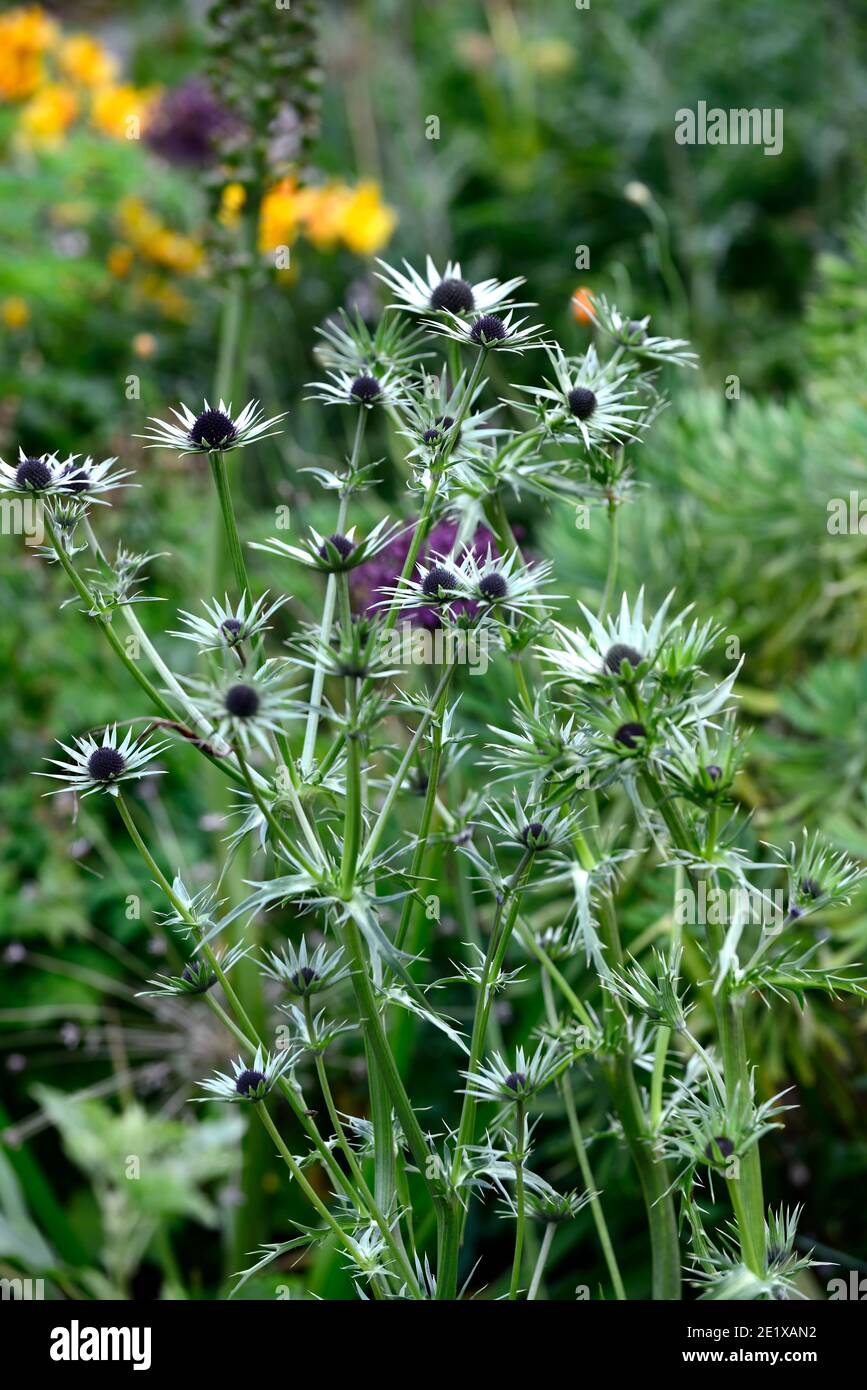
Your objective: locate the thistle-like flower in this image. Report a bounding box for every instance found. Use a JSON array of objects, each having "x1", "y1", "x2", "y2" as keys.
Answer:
[
  {"x1": 540, "y1": 589, "x2": 679, "y2": 688},
  {"x1": 252, "y1": 519, "x2": 405, "y2": 576},
  {"x1": 180, "y1": 661, "x2": 300, "y2": 757},
  {"x1": 305, "y1": 366, "x2": 411, "y2": 409},
  {"x1": 138, "y1": 942, "x2": 251, "y2": 999},
  {"x1": 139, "y1": 399, "x2": 287, "y2": 454},
  {"x1": 772, "y1": 831, "x2": 867, "y2": 920},
  {"x1": 314, "y1": 306, "x2": 432, "y2": 376},
  {"x1": 426, "y1": 309, "x2": 548, "y2": 355},
  {"x1": 382, "y1": 547, "x2": 551, "y2": 625},
  {"x1": 169, "y1": 591, "x2": 288, "y2": 655},
  {"x1": 398, "y1": 367, "x2": 503, "y2": 467},
  {"x1": 196, "y1": 1044, "x2": 298, "y2": 1103},
  {"x1": 0, "y1": 449, "x2": 133, "y2": 500},
  {"x1": 584, "y1": 293, "x2": 698, "y2": 369},
  {"x1": 260, "y1": 939, "x2": 351, "y2": 997},
  {"x1": 376, "y1": 255, "x2": 528, "y2": 317},
  {"x1": 462, "y1": 1041, "x2": 564, "y2": 1105},
  {"x1": 39, "y1": 726, "x2": 169, "y2": 798},
  {"x1": 511, "y1": 345, "x2": 644, "y2": 451}
]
